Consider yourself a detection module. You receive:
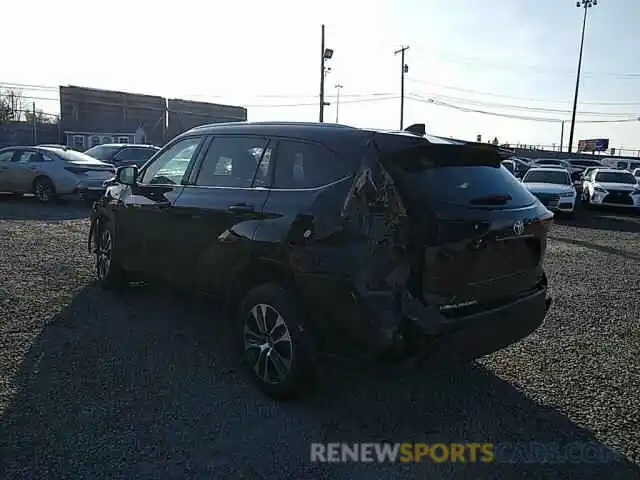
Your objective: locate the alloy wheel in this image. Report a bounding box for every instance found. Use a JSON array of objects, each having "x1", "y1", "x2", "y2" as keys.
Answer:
[
  {"x1": 243, "y1": 303, "x2": 293, "y2": 385},
  {"x1": 35, "y1": 182, "x2": 51, "y2": 202},
  {"x1": 96, "y1": 229, "x2": 112, "y2": 280}
]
